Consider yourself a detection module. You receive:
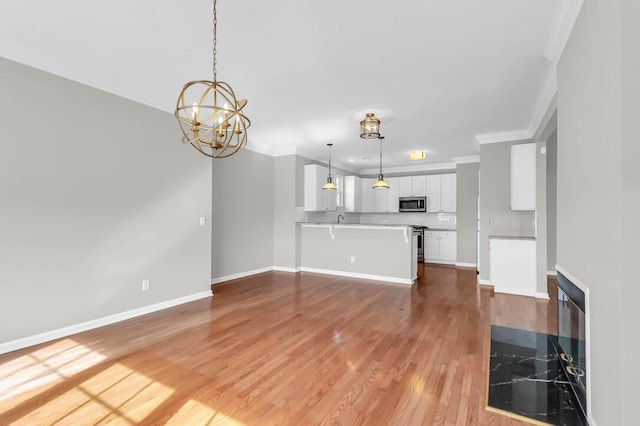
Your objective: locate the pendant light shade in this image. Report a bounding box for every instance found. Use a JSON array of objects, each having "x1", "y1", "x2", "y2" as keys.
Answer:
[
  {"x1": 360, "y1": 113, "x2": 381, "y2": 139},
  {"x1": 322, "y1": 143, "x2": 337, "y2": 191},
  {"x1": 373, "y1": 138, "x2": 389, "y2": 190},
  {"x1": 175, "y1": 0, "x2": 250, "y2": 158}
]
